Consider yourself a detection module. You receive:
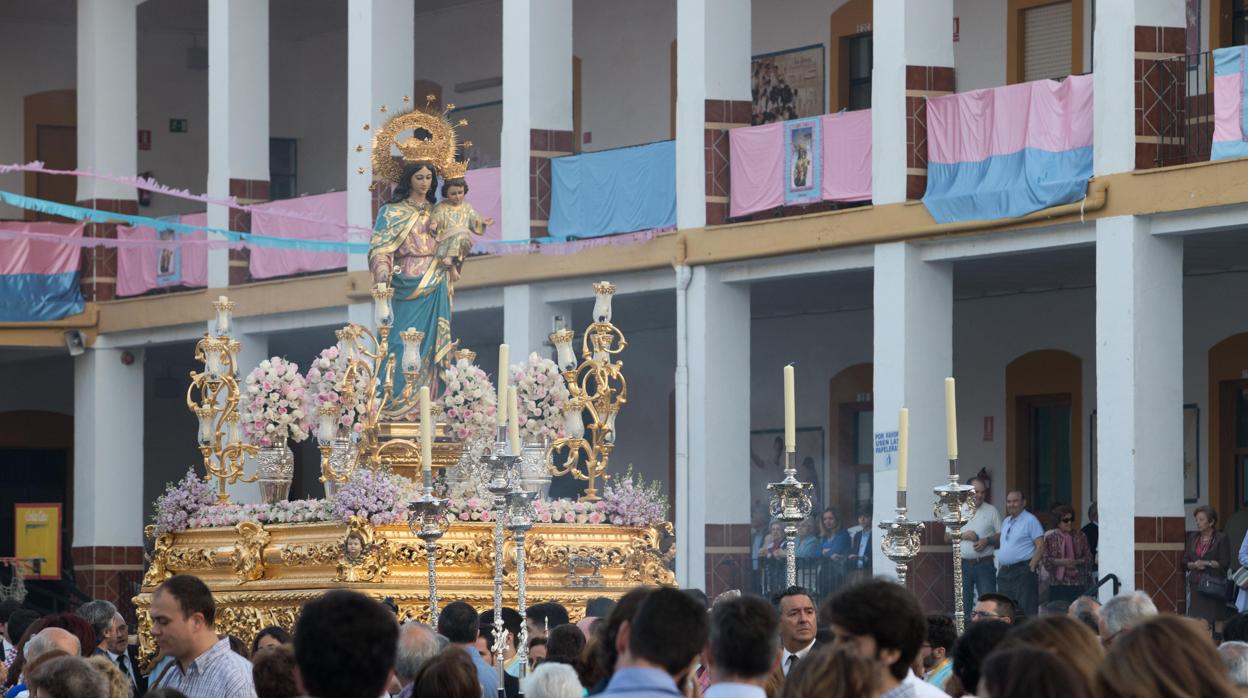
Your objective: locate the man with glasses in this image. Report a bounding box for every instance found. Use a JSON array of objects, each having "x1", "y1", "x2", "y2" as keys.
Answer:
[
  {"x1": 969, "y1": 593, "x2": 1016, "y2": 624},
  {"x1": 944, "y1": 478, "x2": 1000, "y2": 618},
  {"x1": 987, "y1": 491, "x2": 1044, "y2": 617}
]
